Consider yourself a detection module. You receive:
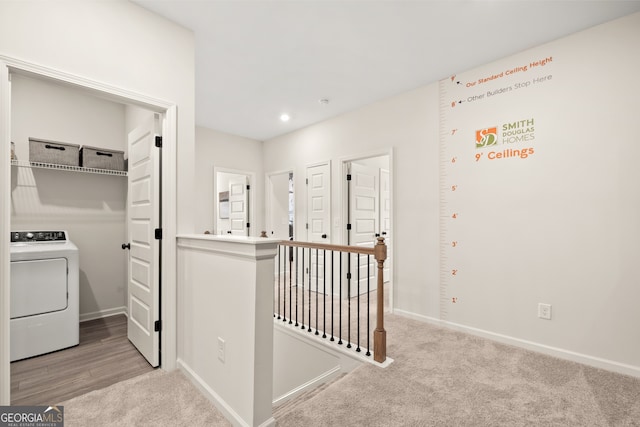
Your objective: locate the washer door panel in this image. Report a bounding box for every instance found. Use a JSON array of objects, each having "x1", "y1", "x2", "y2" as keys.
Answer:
[{"x1": 10, "y1": 258, "x2": 68, "y2": 319}]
